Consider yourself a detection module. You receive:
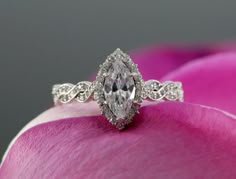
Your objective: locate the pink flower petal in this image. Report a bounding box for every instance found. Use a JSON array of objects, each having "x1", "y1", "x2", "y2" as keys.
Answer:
[
  {"x1": 1, "y1": 102, "x2": 236, "y2": 179},
  {"x1": 162, "y1": 53, "x2": 236, "y2": 115},
  {"x1": 130, "y1": 43, "x2": 236, "y2": 80},
  {"x1": 2, "y1": 44, "x2": 236, "y2": 178}
]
